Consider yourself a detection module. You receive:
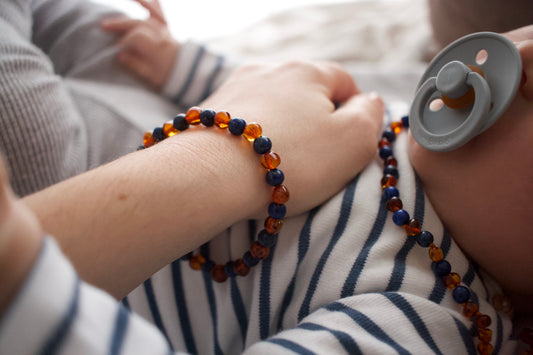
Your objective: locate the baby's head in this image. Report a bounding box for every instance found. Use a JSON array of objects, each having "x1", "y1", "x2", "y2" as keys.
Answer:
[{"x1": 408, "y1": 26, "x2": 533, "y2": 304}]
